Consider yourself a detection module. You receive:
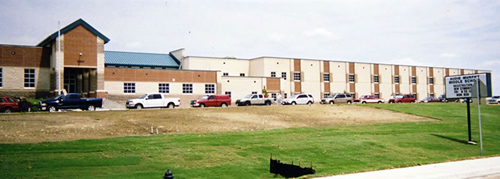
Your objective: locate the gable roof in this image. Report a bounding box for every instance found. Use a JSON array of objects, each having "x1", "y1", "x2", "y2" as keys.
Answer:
[
  {"x1": 104, "y1": 51, "x2": 180, "y2": 68},
  {"x1": 37, "y1": 18, "x2": 110, "y2": 47}
]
